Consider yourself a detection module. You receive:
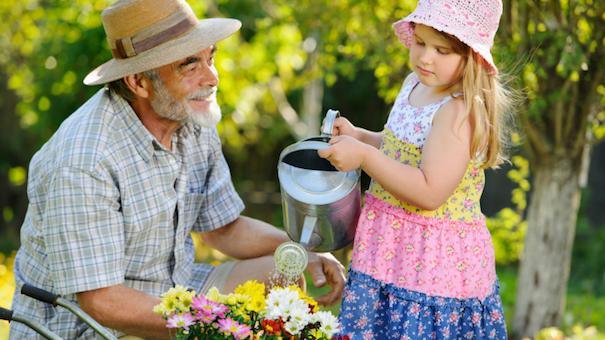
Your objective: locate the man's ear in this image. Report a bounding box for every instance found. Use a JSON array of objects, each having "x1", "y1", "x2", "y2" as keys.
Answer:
[{"x1": 123, "y1": 73, "x2": 152, "y2": 99}]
